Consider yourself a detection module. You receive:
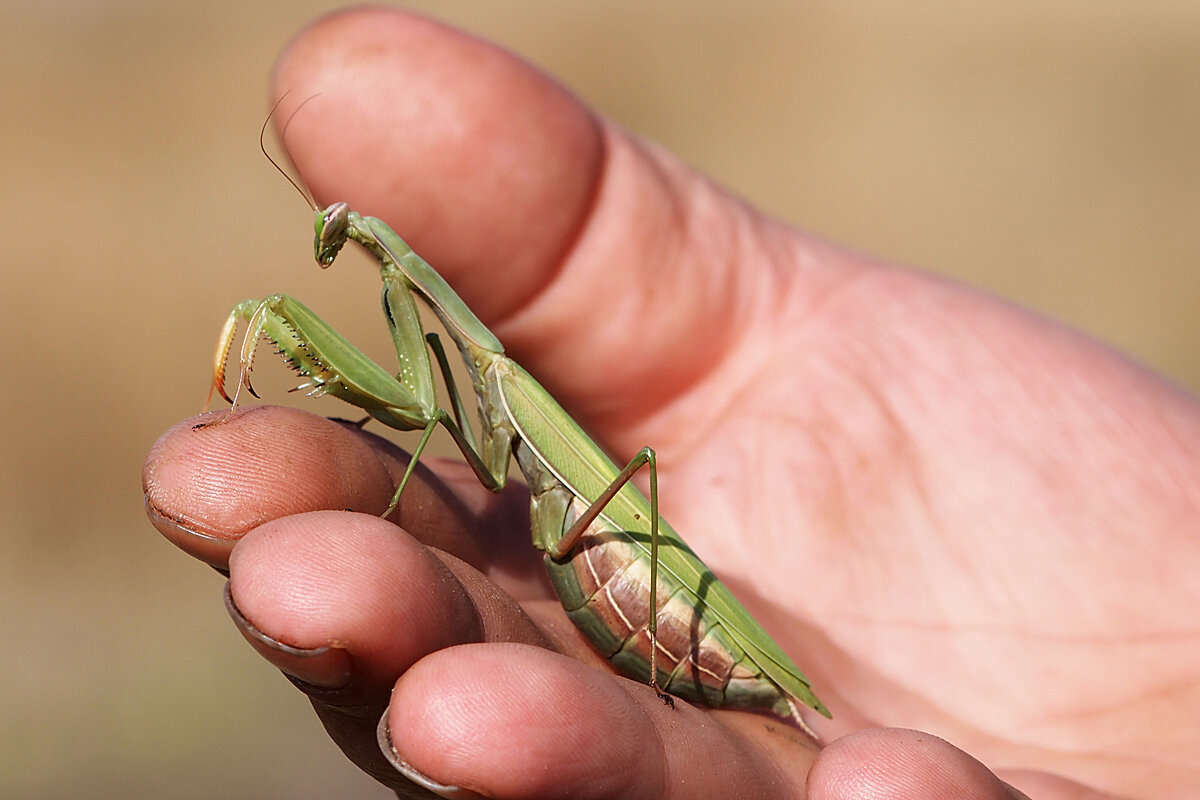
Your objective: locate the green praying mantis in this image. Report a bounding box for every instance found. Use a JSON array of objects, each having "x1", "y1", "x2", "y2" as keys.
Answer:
[{"x1": 207, "y1": 112, "x2": 830, "y2": 733}]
